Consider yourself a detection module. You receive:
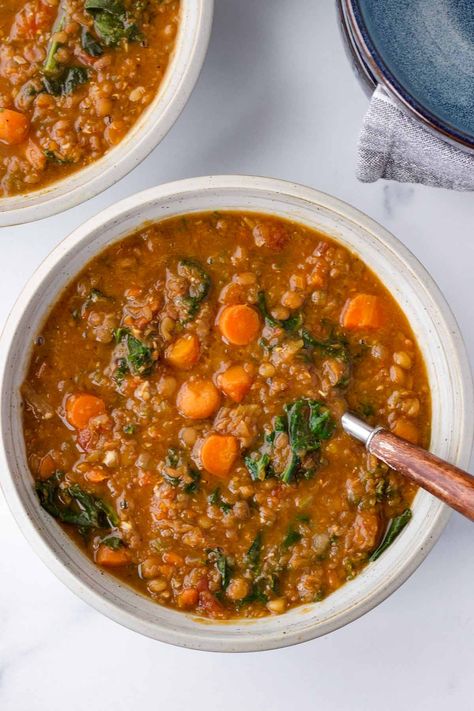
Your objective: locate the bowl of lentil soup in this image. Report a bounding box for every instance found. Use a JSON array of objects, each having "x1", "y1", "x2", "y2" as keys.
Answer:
[
  {"x1": 0, "y1": 176, "x2": 471, "y2": 651},
  {"x1": 0, "y1": 0, "x2": 213, "y2": 226}
]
